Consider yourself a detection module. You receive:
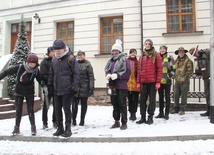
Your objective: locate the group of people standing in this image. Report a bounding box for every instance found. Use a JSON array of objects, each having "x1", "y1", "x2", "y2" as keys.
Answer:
[
  {"x1": 0, "y1": 38, "x2": 210, "y2": 136},
  {"x1": 105, "y1": 38, "x2": 210, "y2": 130}
]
